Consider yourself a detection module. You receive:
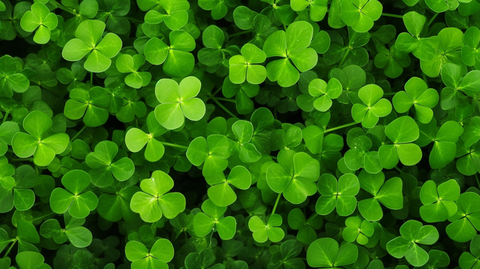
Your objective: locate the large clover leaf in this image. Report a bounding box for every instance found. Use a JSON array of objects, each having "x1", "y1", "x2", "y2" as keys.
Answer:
[
  {"x1": 351, "y1": 84, "x2": 392, "y2": 128},
  {"x1": 50, "y1": 170, "x2": 99, "y2": 219},
  {"x1": 266, "y1": 151, "x2": 320, "y2": 204},
  {"x1": 12, "y1": 110, "x2": 69, "y2": 166},
  {"x1": 307, "y1": 237, "x2": 358, "y2": 268},
  {"x1": 204, "y1": 165, "x2": 251, "y2": 207},
  {"x1": 64, "y1": 86, "x2": 110, "y2": 127},
  {"x1": 420, "y1": 179, "x2": 460, "y2": 223},
  {"x1": 154, "y1": 76, "x2": 206, "y2": 130},
  {"x1": 315, "y1": 173, "x2": 360, "y2": 217},
  {"x1": 125, "y1": 239, "x2": 174, "y2": 269},
  {"x1": 340, "y1": 0, "x2": 382, "y2": 33},
  {"x1": 20, "y1": 2, "x2": 58, "y2": 44},
  {"x1": 144, "y1": 30, "x2": 196, "y2": 77},
  {"x1": 263, "y1": 21, "x2": 318, "y2": 87},
  {"x1": 386, "y1": 220, "x2": 439, "y2": 267},
  {"x1": 378, "y1": 116, "x2": 422, "y2": 168},
  {"x1": 193, "y1": 199, "x2": 237, "y2": 240},
  {"x1": 62, "y1": 20, "x2": 122, "y2": 73},
  {"x1": 229, "y1": 43, "x2": 267, "y2": 85},
  {"x1": 358, "y1": 170, "x2": 403, "y2": 221},
  {"x1": 130, "y1": 170, "x2": 186, "y2": 223}
]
